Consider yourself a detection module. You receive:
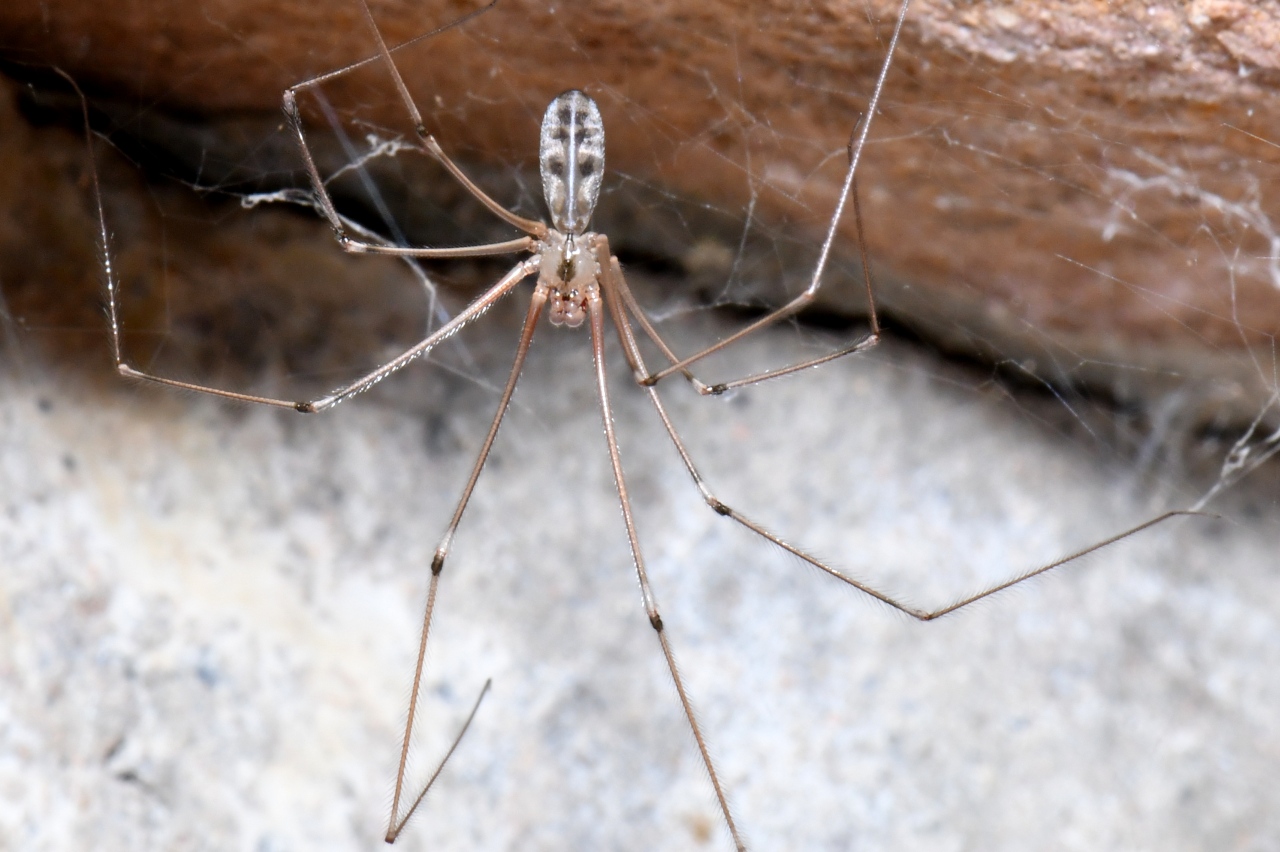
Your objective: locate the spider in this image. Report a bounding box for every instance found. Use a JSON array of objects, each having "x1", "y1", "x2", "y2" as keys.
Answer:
[{"x1": 78, "y1": 0, "x2": 1198, "y2": 847}]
